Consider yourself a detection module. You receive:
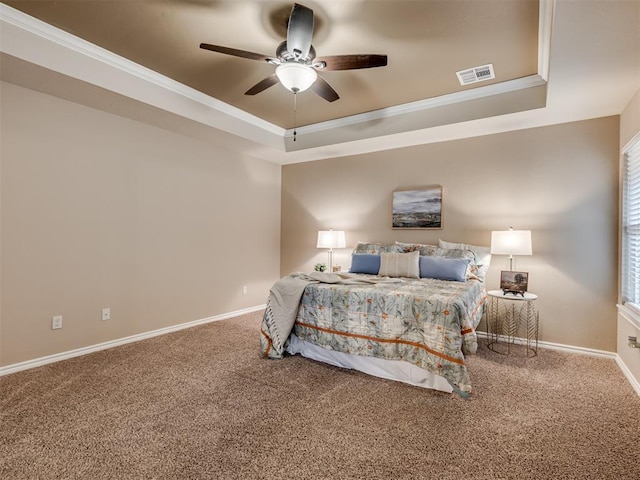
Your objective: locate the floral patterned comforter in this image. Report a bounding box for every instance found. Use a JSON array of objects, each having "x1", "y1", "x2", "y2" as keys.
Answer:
[{"x1": 291, "y1": 275, "x2": 486, "y2": 396}]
